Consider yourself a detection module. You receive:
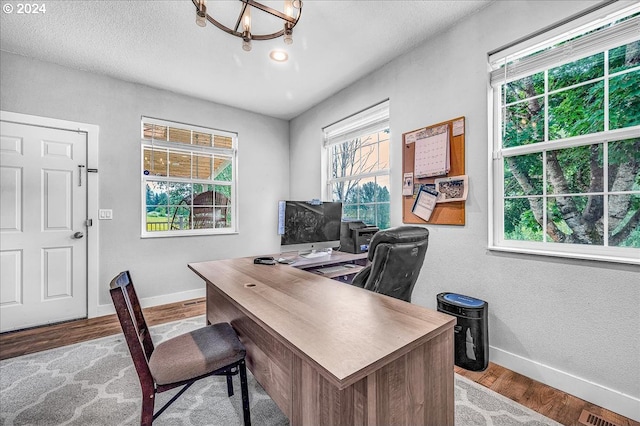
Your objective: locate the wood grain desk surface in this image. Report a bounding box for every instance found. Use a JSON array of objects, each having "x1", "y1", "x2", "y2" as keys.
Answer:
[{"x1": 189, "y1": 256, "x2": 455, "y2": 389}]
